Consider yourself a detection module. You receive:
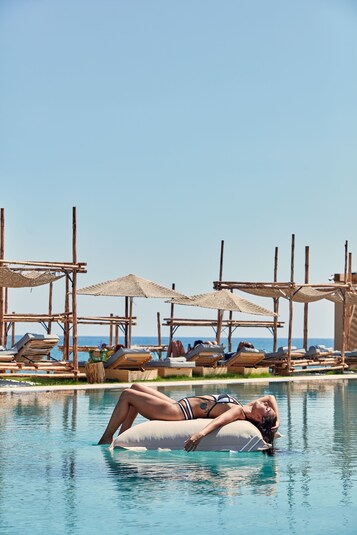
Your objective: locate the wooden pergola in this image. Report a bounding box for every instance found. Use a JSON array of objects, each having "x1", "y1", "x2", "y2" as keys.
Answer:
[
  {"x1": 213, "y1": 235, "x2": 355, "y2": 374},
  {"x1": 0, "y1": 207, "x2": 134, "y2": 375}
]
